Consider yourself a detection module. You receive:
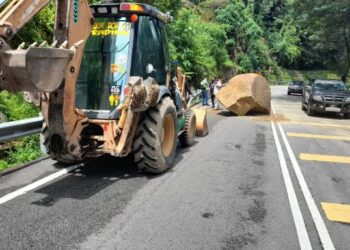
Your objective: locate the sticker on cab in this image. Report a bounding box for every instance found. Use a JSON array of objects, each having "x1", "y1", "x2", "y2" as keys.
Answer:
[{"x1": 92, "y1": 21, "x2": 131, "y2": 36}]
